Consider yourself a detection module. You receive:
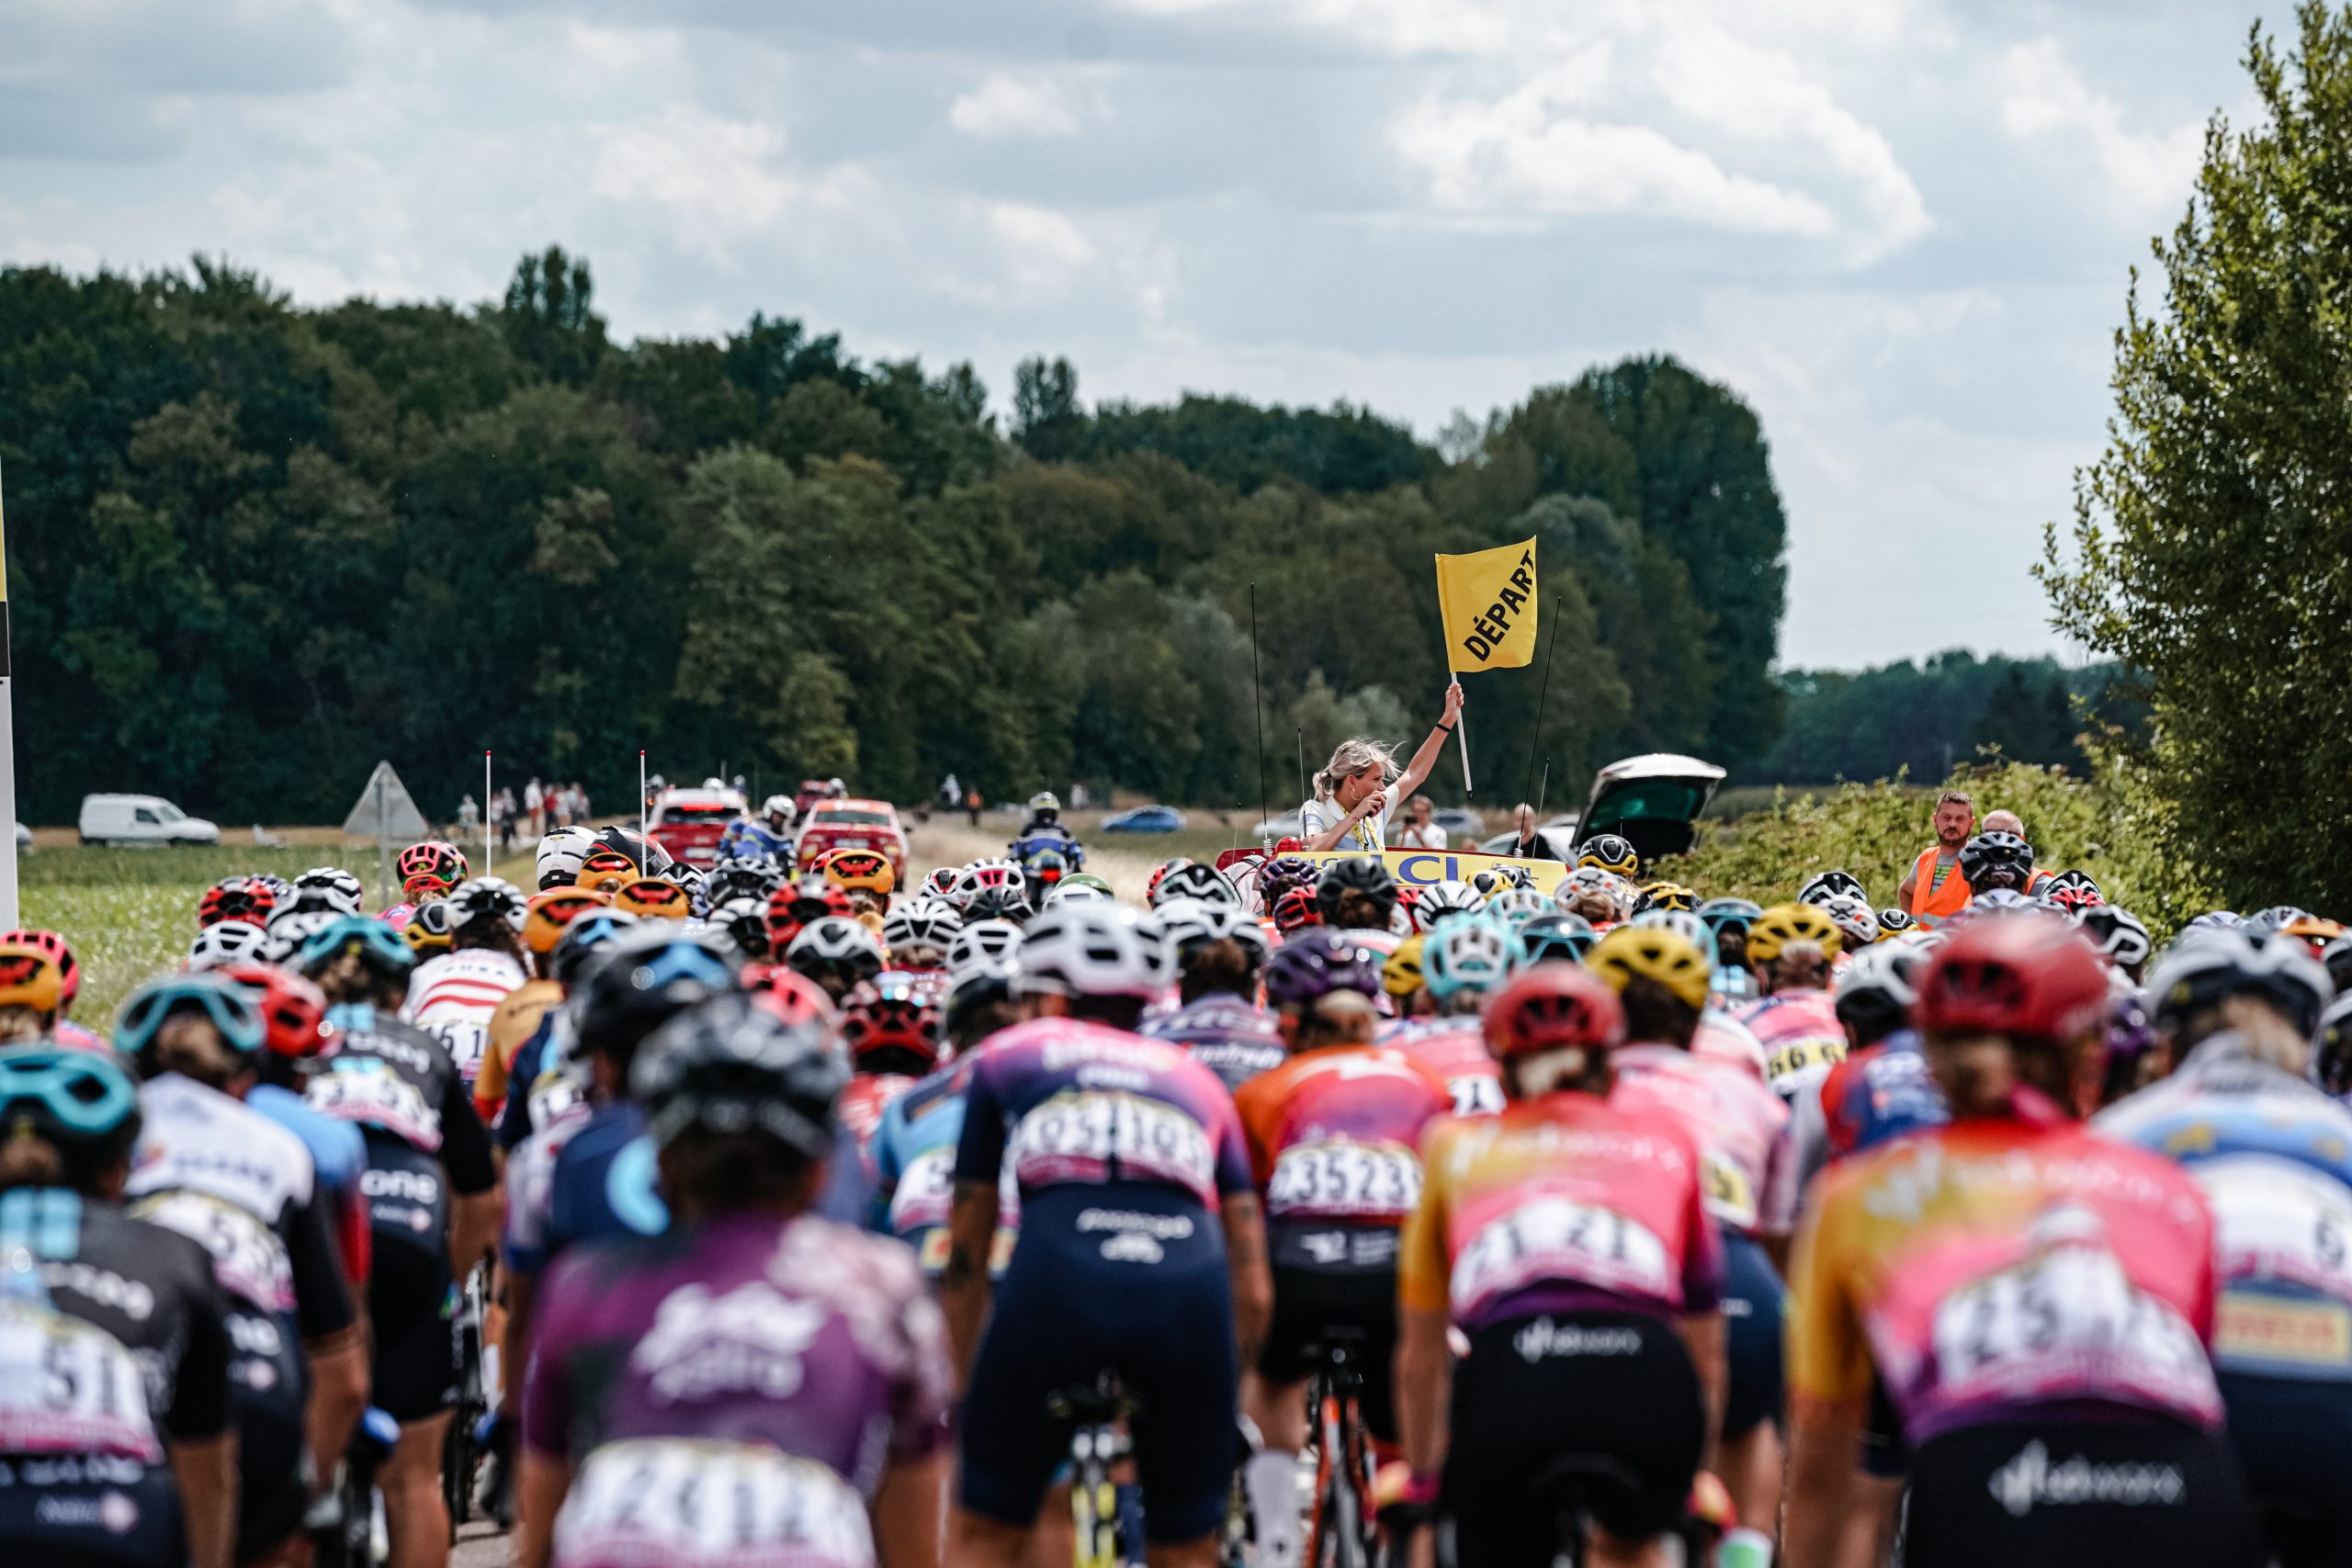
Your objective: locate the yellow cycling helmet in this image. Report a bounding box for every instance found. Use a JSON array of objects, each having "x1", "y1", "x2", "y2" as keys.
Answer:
[
  {"x1": 1746, "y1": 903, "x2": 1843, "y2": 964},
  {"x1": 0, "y1": 939, "x2": 65, "y2": 1015},
  {"x1": 1633, "y1": 881, "x2": 1698, "y2": 916},
  {"x1": 823, "y1": 849, "x2": 898, "y2": 897},
  {"x1": 402, "y1": 900, "x2": 454, "y2": 954},
  {"x1": 1576, "y1": 833, "x2": 1641, "y2": 879},
  {"x1": 1383, "y1": 934, "x2": 1427, "y2": 1000},
  {"x1": 612, "y1": 878, "x2": 692, "y2": 921},
  {"x1": 1586, "y1": 925, "x2": 1712, "y2": 1011},
  {"x1": 524, "y1": 886, "x2": 610, "y2": 954}
]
